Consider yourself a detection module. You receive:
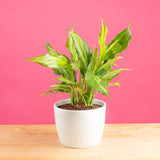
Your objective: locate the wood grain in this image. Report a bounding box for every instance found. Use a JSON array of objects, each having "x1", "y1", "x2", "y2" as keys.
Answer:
[{"x1": 0, "y1": 124, "x2": 160, "y2": 160}]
